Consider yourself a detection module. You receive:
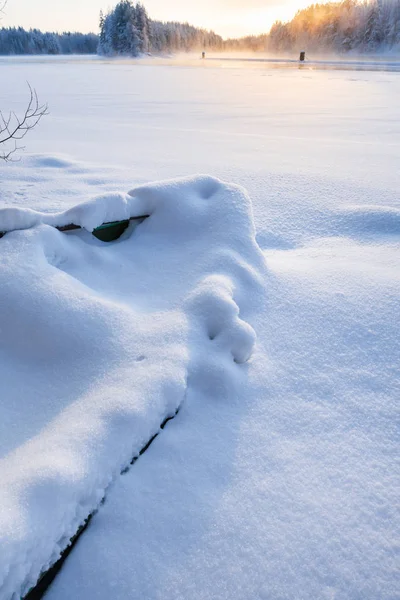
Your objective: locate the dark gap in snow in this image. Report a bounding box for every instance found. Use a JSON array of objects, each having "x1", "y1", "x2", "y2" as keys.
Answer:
[
  {"x1": 131, "y1": 410, "x2": 179, "y2": 465},
  {"x1": 21, "y1": 406, "x2": 181, "y2": 600},
  {"x1": 0, "y1": 215, "x2": 149, "y2": 241},
  {"x1": 23, "y1": 514, "x2": 94, "y2": 600}
]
